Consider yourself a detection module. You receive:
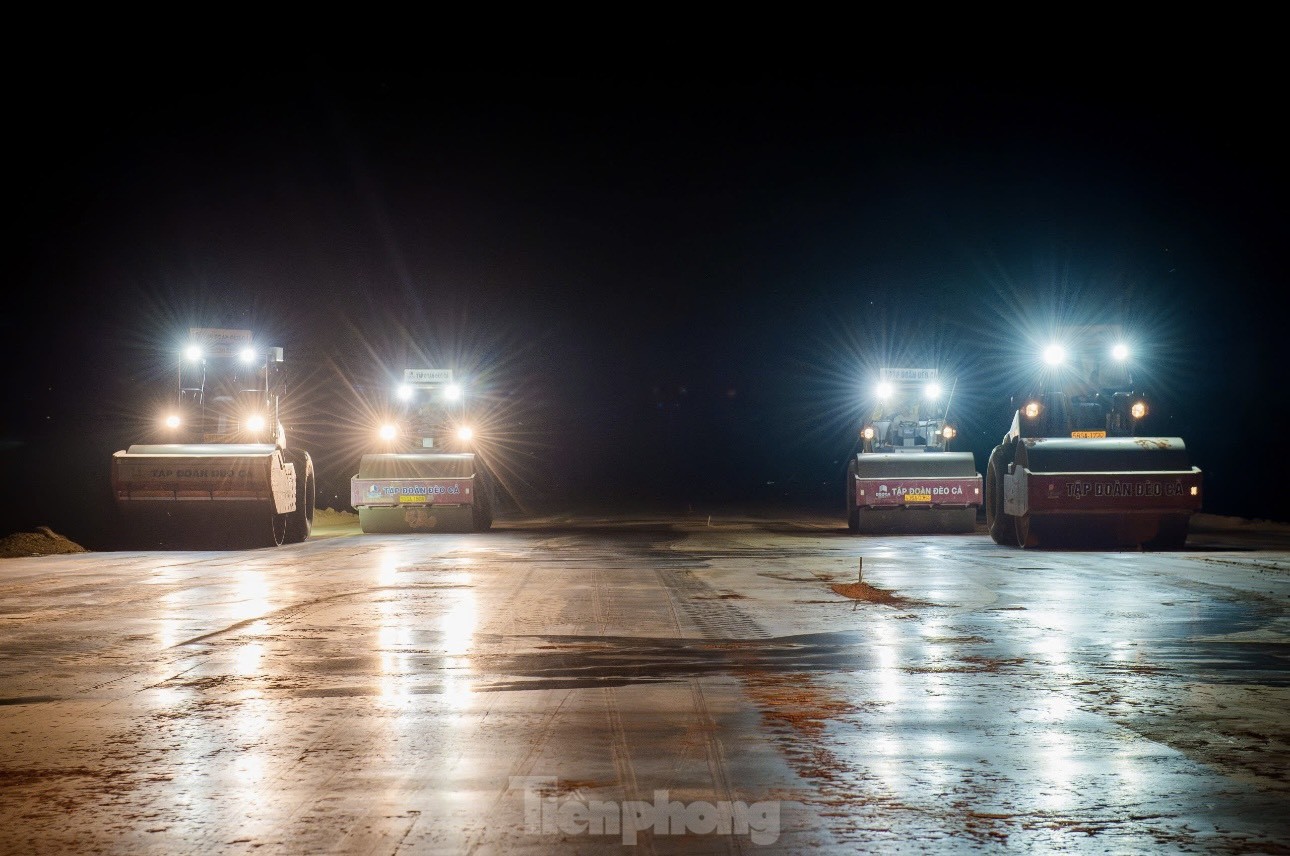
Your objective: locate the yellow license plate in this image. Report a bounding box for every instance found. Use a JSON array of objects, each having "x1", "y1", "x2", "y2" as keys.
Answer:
[
  {"x1": 399, "y1": 495, "x2": 425, "y2": 504},
  {"x1": 1071, "y1": 431, "x2": 1106, "y2": 438},
  {"x1": 905, "y1": 493, "x2": 932, "y2": 502}
]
